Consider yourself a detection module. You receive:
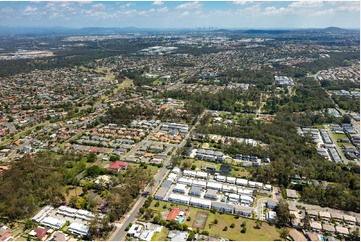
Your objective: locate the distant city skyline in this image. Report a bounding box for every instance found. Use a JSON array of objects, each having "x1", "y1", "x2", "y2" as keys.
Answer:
[{"x1": 0, "y1": 1, "x2": 359, "y2": 29}]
